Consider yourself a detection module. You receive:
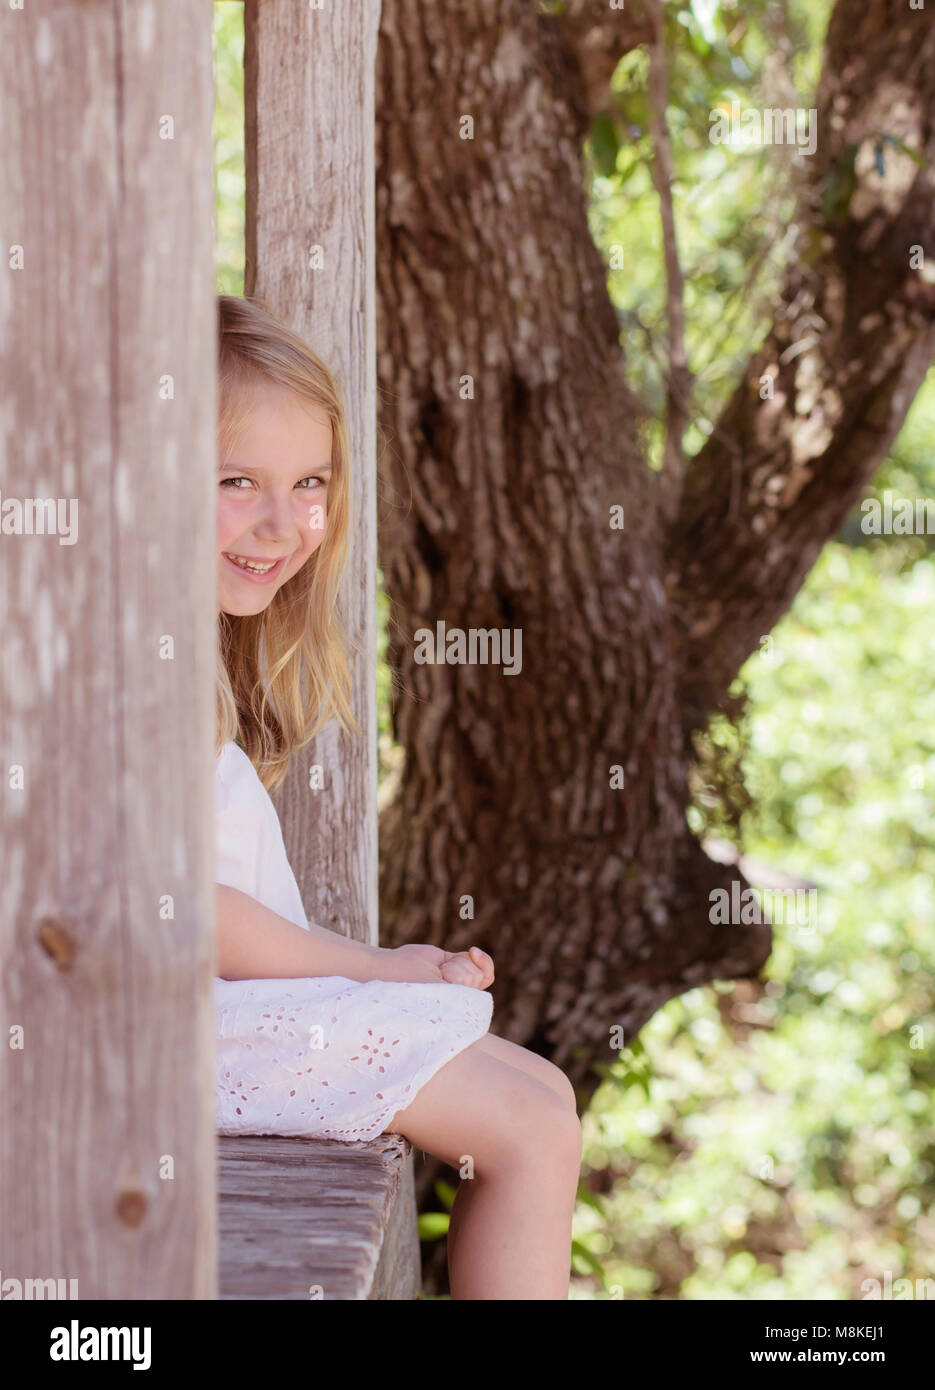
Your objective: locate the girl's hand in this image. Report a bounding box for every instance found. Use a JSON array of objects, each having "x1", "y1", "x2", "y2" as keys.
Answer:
[
  {"x1": 439, "y1": 946, "x2": 494, "y2": 990},
  {"x1": 381, "y1": 942, "x2": 446, "y2": 984},
  {"x1": 377, "y1": 942, "x2": 494, "y2": 989}
]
